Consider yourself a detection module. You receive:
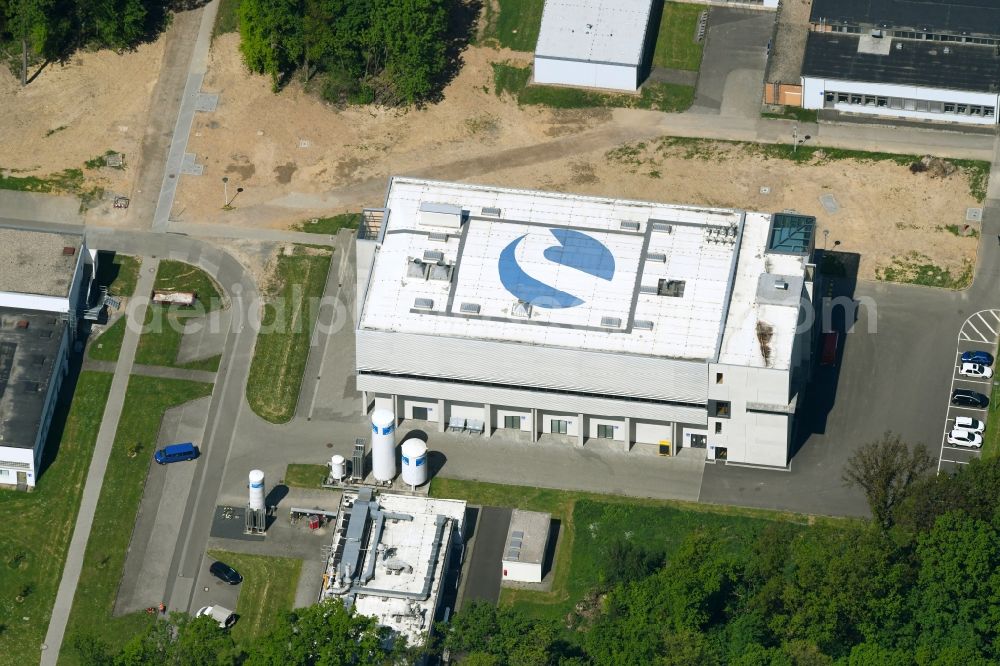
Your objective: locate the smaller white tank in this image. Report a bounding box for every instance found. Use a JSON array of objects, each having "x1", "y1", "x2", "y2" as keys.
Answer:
[
  {"x1": 330, "y1": 455, "x2": 346, "y2": 481},
  {"x1": 400, "y1": 439, "x2": 428, "y2": 487},
  {"x1": 248, "y1": 469, "x2": 266, "y2": 511}
]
